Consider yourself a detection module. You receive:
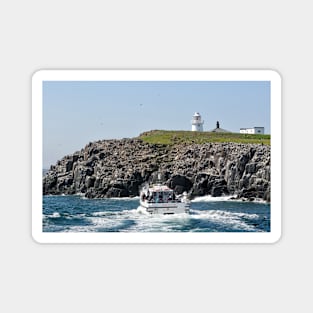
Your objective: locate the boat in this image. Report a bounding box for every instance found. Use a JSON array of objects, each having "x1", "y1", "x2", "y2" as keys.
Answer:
[{"x1": 138, "y1": 176, "x2": 190, "y2": 214}]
